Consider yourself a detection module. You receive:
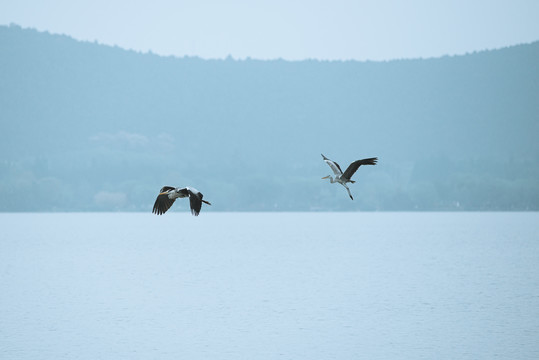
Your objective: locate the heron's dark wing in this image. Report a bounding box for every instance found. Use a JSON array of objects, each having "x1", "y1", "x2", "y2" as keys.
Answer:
[
  {"x1": 188, "y1": 190, "x2": 203, "y2": 216},
  {"x1": 342, "y1": 157, "x2": 378, "y2": 180},
  {"x1": 152, "y1": 193, "x2": 176, "y2": 215},
  {"x1": 321, "y1": 154, "x2": 343, "y2": 175},
  {"x1": 160, "y1": 186, "x2": 176, "y2": 193}
]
